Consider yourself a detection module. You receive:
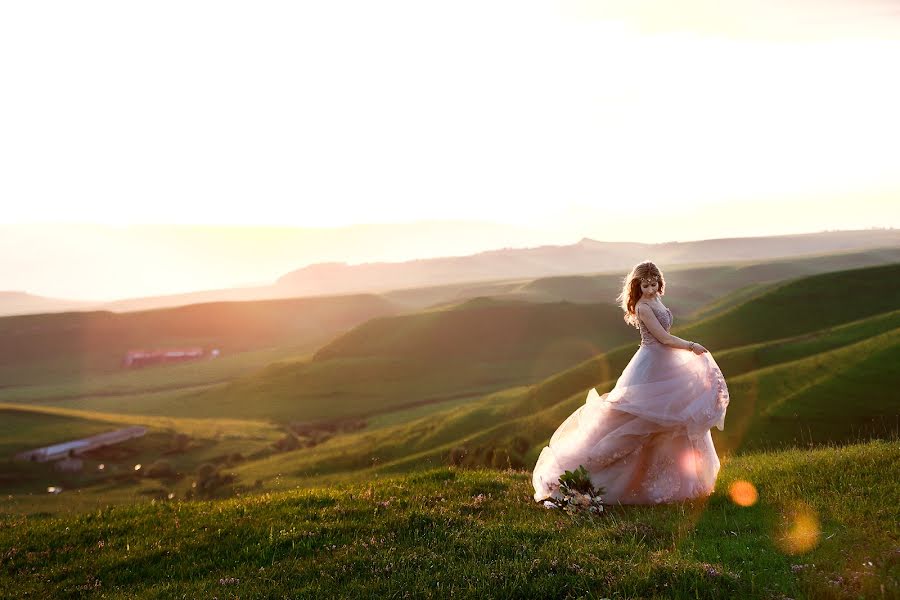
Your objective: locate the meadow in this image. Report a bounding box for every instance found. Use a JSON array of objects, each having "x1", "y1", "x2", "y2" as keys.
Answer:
[
  {"x1": 0, "y1": 250, "x2": 898, "y2": 597},
  {"x1": 0, "y1": 438, "x2": 896, "y2": 598}
]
